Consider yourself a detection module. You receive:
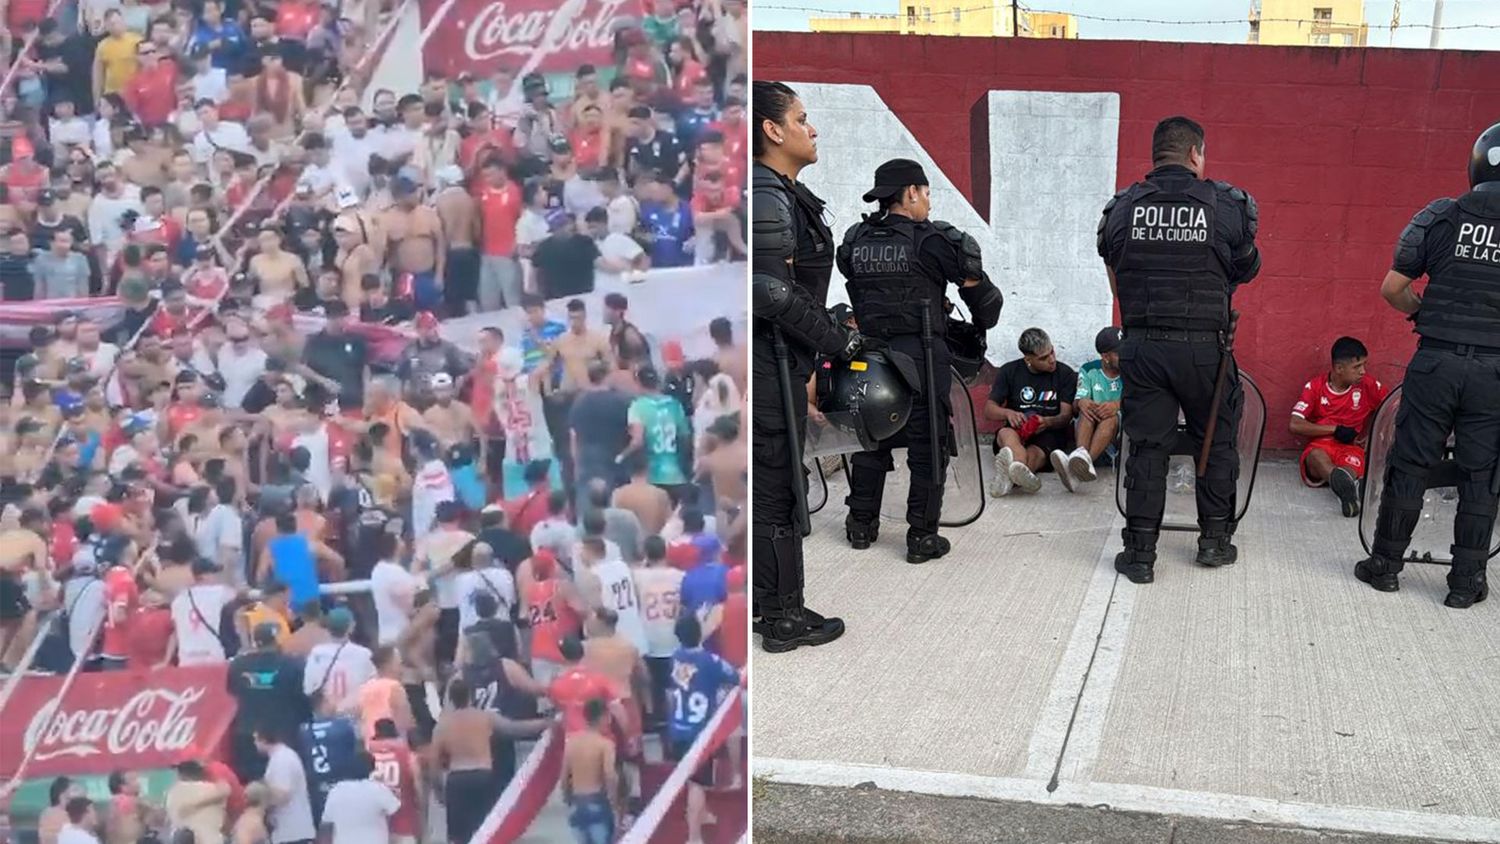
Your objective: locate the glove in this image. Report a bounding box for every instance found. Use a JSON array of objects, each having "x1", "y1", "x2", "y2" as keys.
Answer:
[
  {"x1": 1333, "y1": 425, "x2": 1358, "y2": 445},
  {"x1": 835, "y1": 329, "x2": 865, "y2": 362},
  {"x1": 1016, "y1": 413, "x2": 1044, "y2": 443}
]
